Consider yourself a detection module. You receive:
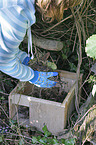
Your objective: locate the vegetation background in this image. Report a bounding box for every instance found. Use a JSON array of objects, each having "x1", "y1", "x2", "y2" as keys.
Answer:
[{"x1": 0, "y1": 0, "x2": 96, "y2": 144}]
